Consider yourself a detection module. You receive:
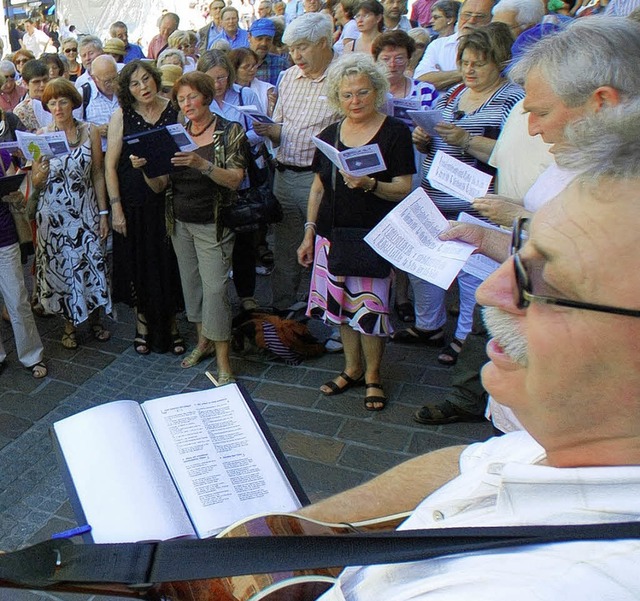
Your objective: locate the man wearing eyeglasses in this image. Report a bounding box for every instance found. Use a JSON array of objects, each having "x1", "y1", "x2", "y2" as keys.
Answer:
[
  {"x1": 296, "y1": 94, "x2": 640, "y2": 601},
  {"x1": 0, "y1": 60, "x2": 26, "y2": 112},
  {"x1": 414, "y1": 0, "x2": 494, "y2": 89},
  {"x1": 83, "y1": 55, "x2": 120, "y2": 152},
  {"x1": 428, "y1": 18, "x2": 640, "y2": 431}
]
